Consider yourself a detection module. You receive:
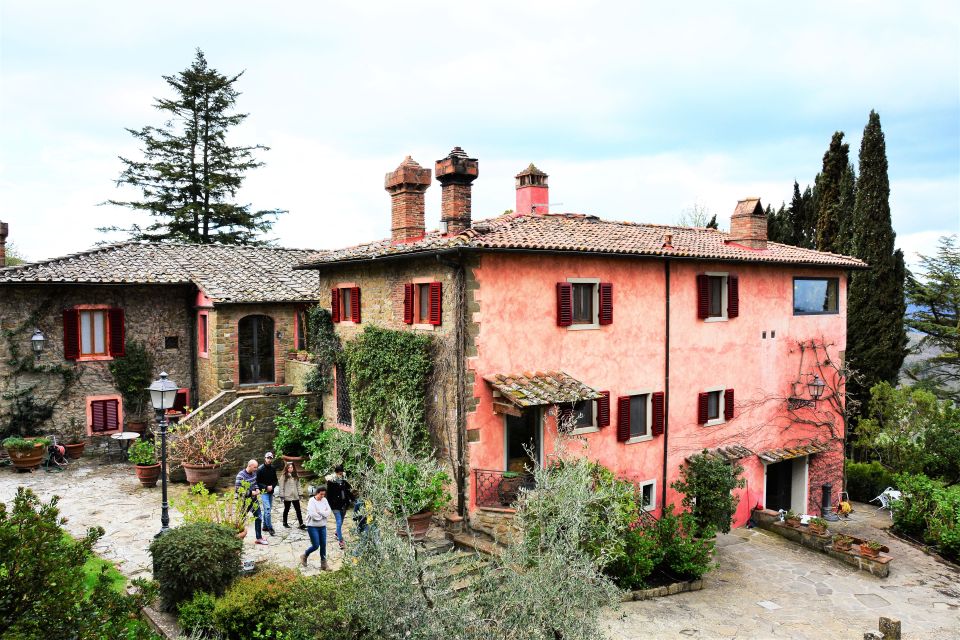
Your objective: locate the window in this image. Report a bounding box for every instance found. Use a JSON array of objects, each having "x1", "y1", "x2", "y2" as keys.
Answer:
[
  {"x1": 639, "y1": 480, "x2": 657, "y2": 511},
  {"x1": 295, "y1": 308, "x2": 308, "y2": 350},
  {"x1": 164, "y1": 336, "x2": 179, "y2": 350},
  {"x1": 572, "y1": 399, "x2": 596, "y2": 431},
  {"x1": 331, "y1": 286, "x2": 361, "y2": 323},
  {"x1": 403, "y1": 282, "x2": 442, "y2": 326},
  {"x1": 86, "y1": 395, "x2": 122, "y2": 435},
  {"x1": 198, "y1": 312, "x2": 209, "y2": 357},
  {"x1": 340, "y1": 288, "x2": 352, "y2": 319},
  {"x1": 697, "y1": 273, "x2": 739, "y2": 321},
  {"x1": 698, "y1": 388, "x2": 734, "y2": 425},
  {"x1": 80, "y1": 310, "x2": 108, "y2": 356},
  {"x1": 572, "y1": 283, "x2": 594, "y2": 324},
  {"x1": 556, "y1": 279, "x2": 612, "y2": 328},
  {"x1": 629, "y1": 394, "x2": 650, "y2": 439},
  {"x1": 793, "y1": 277, "x2": 839, "y2": 315},
  {"x1": 418, "y1": 283, "x2": 430, "y2": 322},
  {"x1": 708, "y1": 276, "x2": 723, "y2": 317},
  {"x1": 65, "y1": 307, "x2": 124, "y2": 361},
  {"x1": 706, "y1": 390, "x2": 721, "y2": 421}
]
